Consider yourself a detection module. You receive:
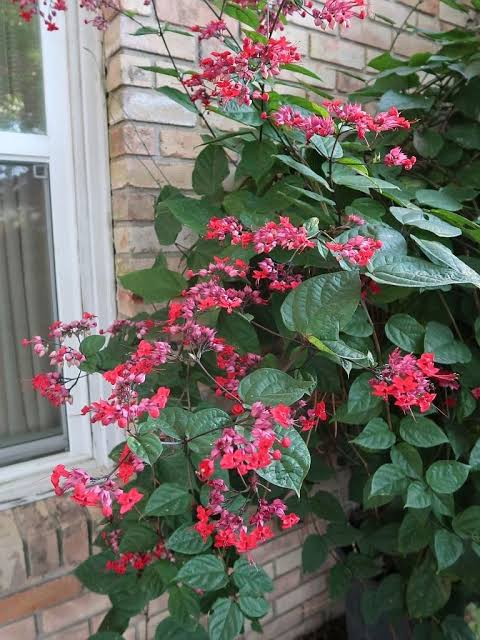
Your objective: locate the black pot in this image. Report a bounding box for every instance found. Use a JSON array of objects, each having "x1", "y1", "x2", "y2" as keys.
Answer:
[{"x1": 345, "y1": 582, "x2": 411, "y2": 640}]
